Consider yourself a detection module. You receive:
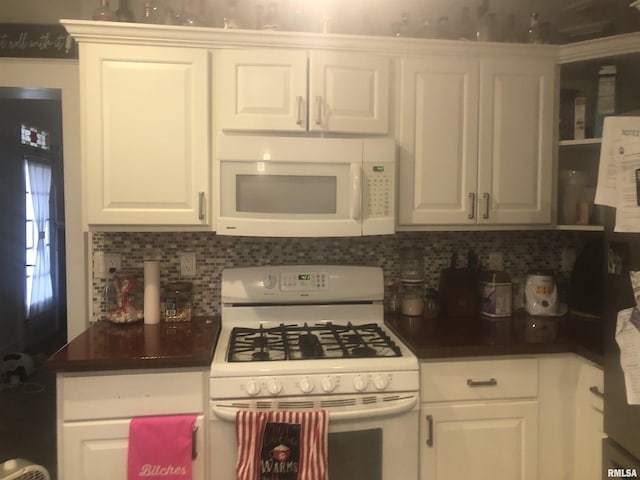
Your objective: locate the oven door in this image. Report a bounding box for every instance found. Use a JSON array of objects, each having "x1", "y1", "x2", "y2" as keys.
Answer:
[{"x1": 209, "y1": 393, "x2": 419, "y2": 480}]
